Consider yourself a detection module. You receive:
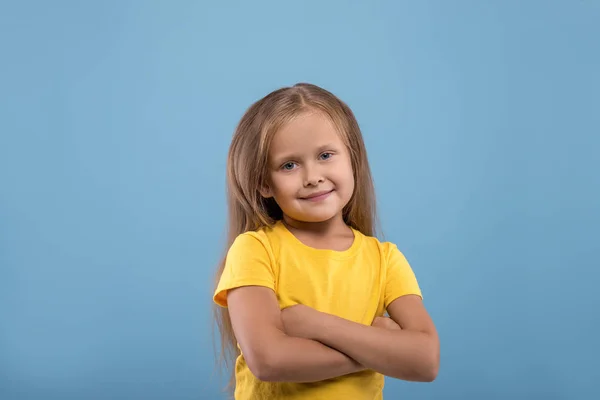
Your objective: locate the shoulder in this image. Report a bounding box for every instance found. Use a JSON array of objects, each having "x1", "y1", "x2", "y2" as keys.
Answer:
[
  {"x1": 215, "y1": 225, "x2": 282, "y2": 307},
  {"x1": 227, "y1": 223, "x2": 285, "y2": 258},
  {"x1": 354, "y1": 230, "x2": 404, "y2": 260}
]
